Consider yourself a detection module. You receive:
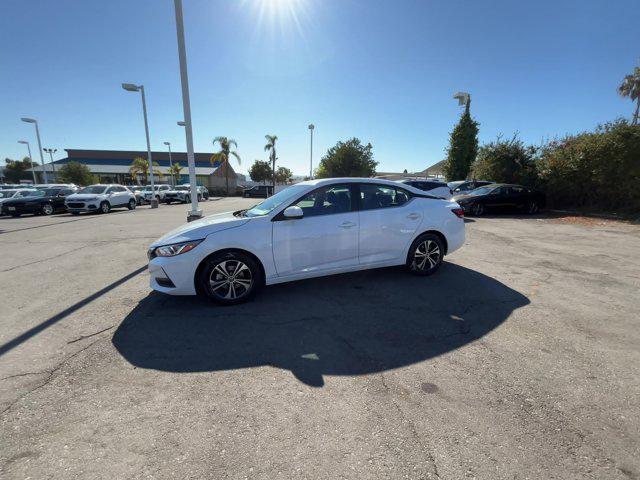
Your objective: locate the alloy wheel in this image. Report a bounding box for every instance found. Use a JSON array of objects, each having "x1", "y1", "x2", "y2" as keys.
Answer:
[
  {"x1": 412, "y1": 240, "x2": 441, "y2": 272},
  {"x1": 472, "y1": 203, "x2": 484, "y2": 216},
  {"x1": 208, "y1": 260, "x2": 253, "y2": 300},
  {"x1": 527, "y1": 202, "x2": 538, "y2": 214},
  {"x1": 42, "y1": 204, "x2": 54, "y2": 215}
]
